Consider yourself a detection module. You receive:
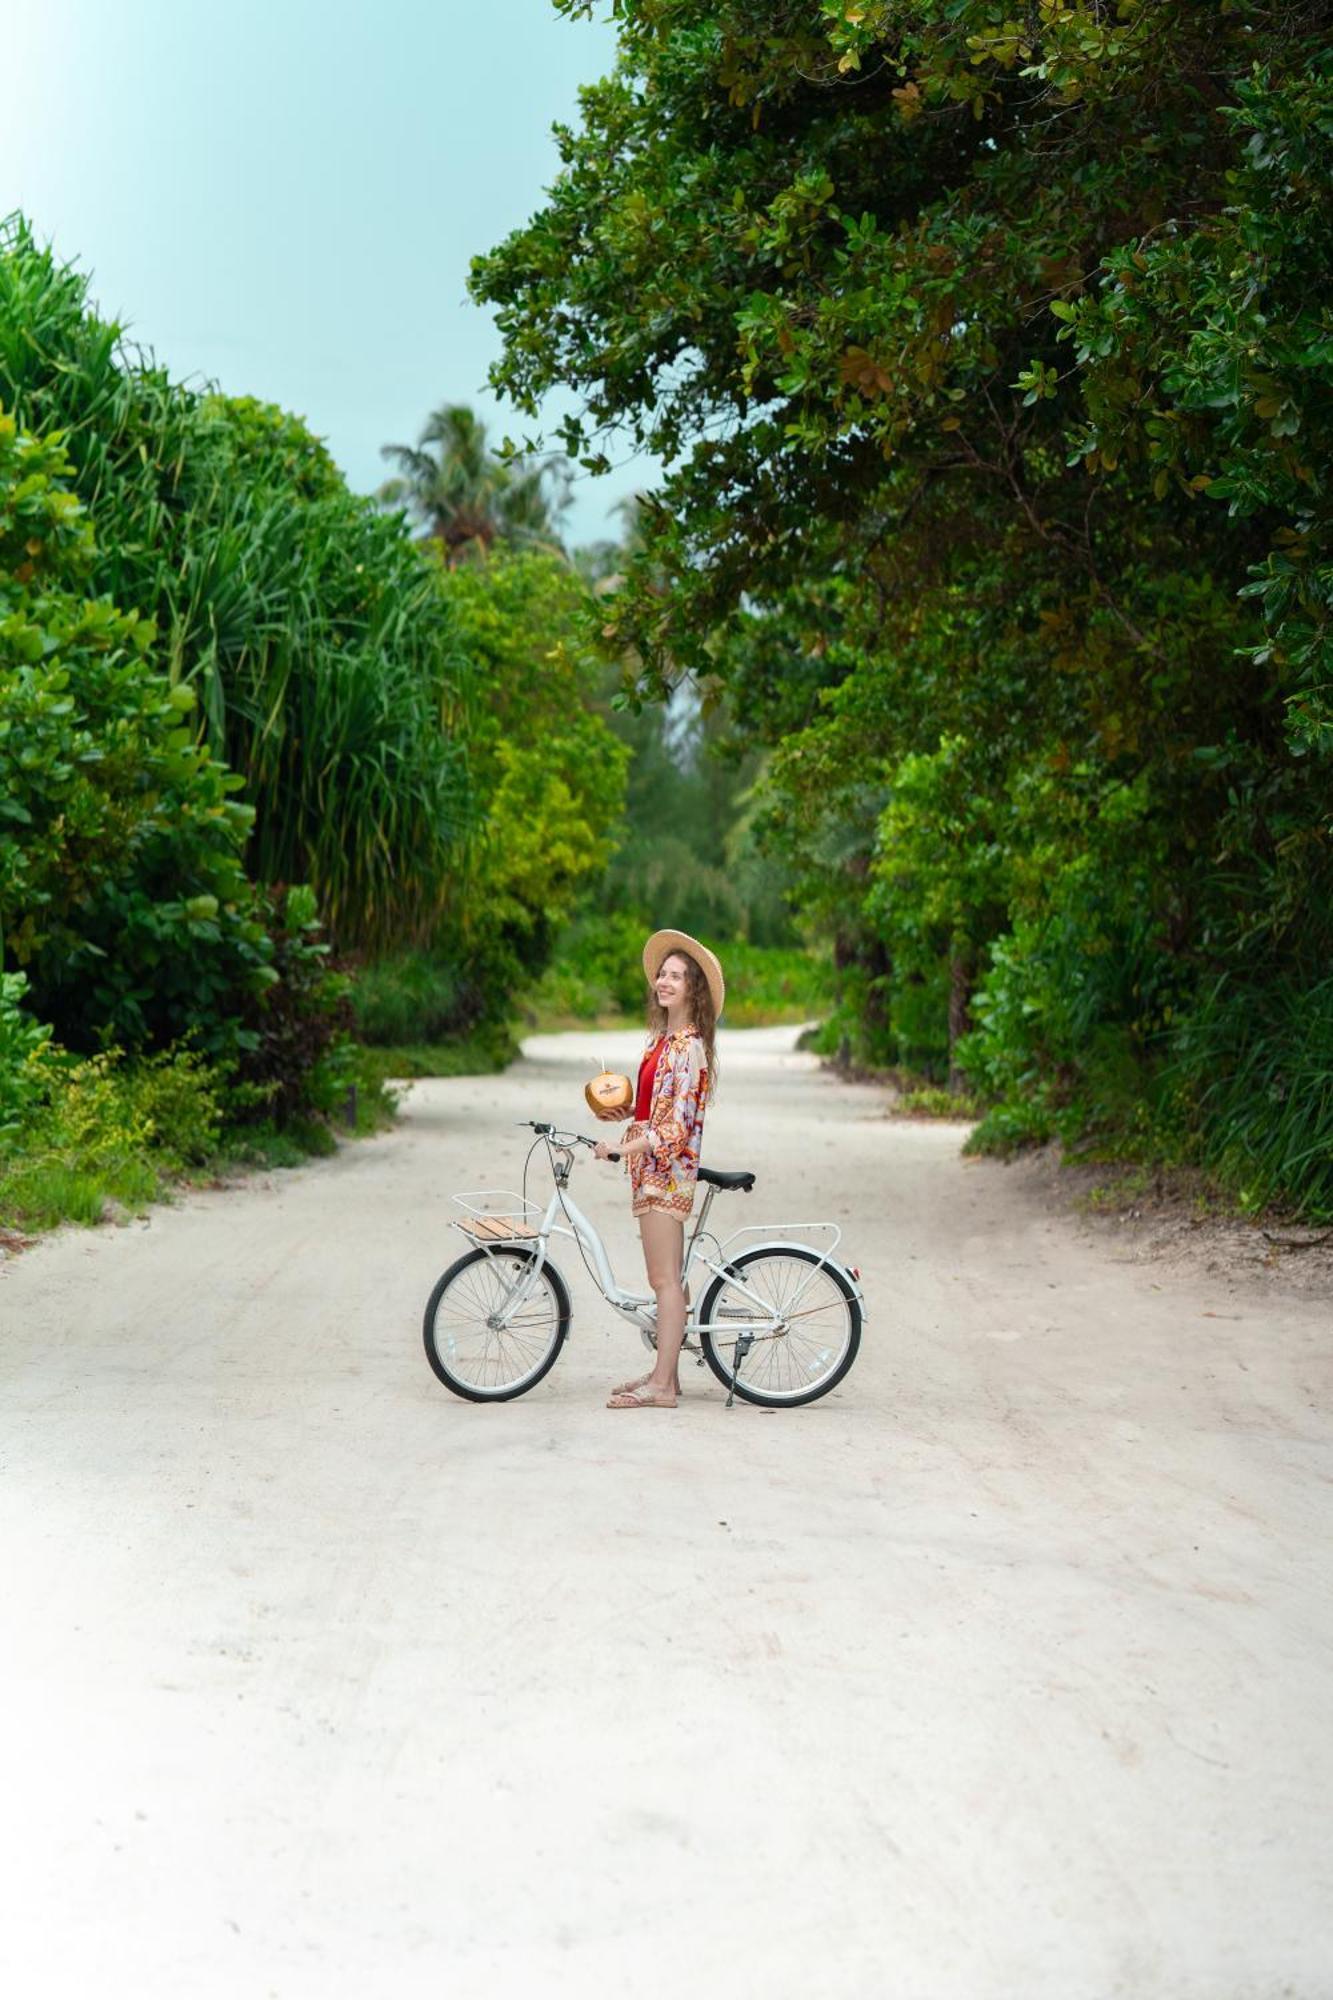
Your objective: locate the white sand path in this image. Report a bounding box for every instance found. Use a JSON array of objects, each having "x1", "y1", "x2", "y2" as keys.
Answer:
[{"x1": 1, "y1": 1025, "x2": 1329, "y2": 1999}]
